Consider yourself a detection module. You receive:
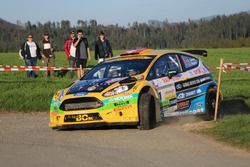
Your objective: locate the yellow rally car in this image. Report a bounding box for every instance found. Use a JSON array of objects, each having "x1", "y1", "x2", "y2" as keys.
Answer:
[{"x1": 49, "y1": 49, "x2": 218, "y2": 130}]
